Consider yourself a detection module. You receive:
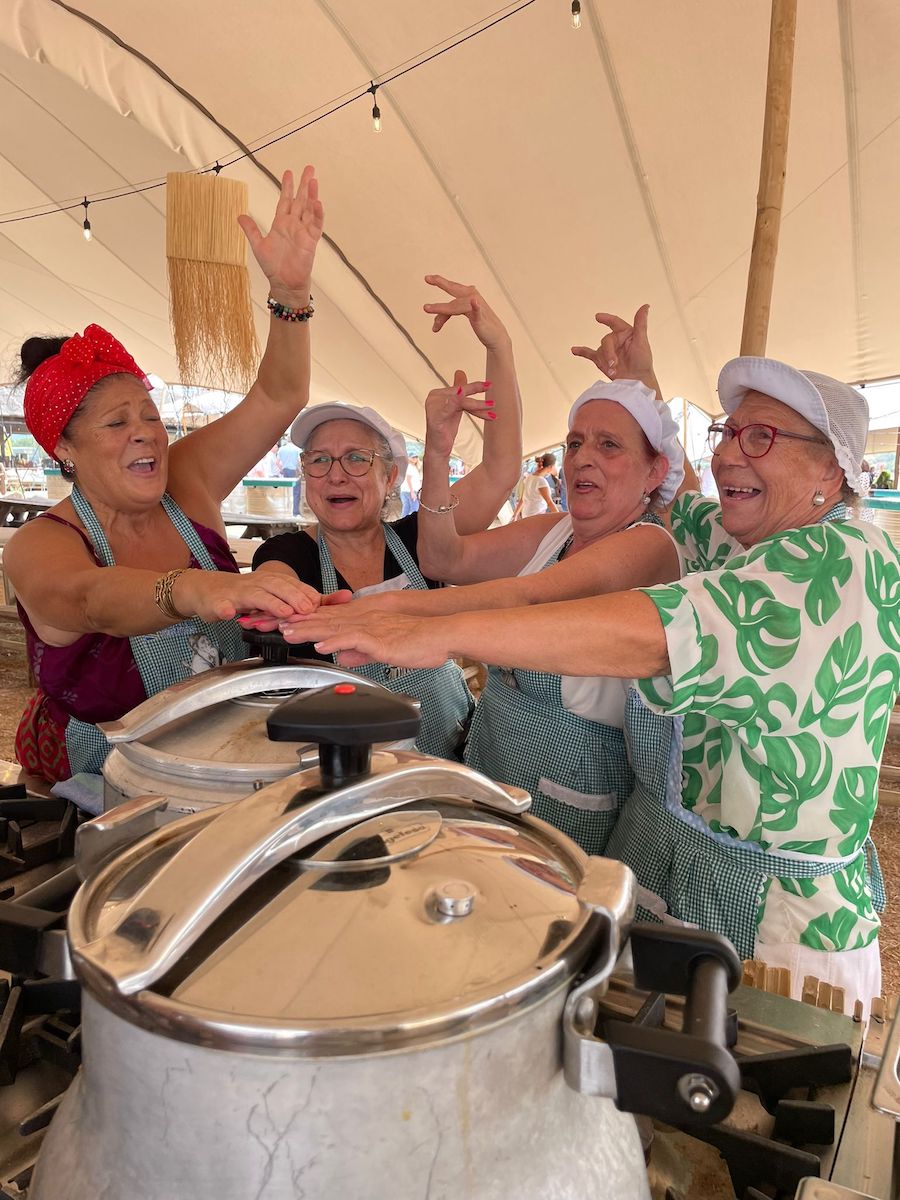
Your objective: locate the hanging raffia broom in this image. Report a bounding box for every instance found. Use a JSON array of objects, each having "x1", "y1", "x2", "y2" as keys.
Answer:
[{"x1": 166, "y1": 172, "x2": 259, "y2": 392}]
